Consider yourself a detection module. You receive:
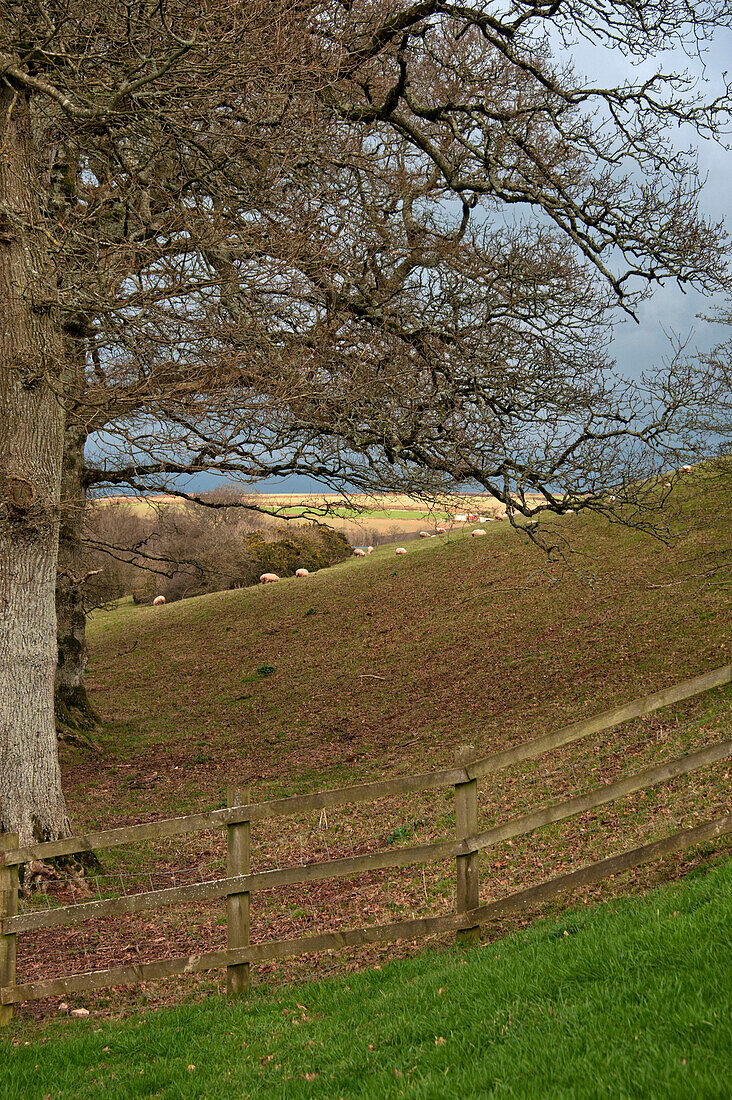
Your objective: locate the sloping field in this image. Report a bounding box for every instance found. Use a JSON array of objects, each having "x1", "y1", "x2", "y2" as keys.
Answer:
[
  {"x1": 80, "y1": 464, "x2": 730, "y2": 808},
  {"x1": 15, "y1": 463, "x2": 730, "y2": 1017}
]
